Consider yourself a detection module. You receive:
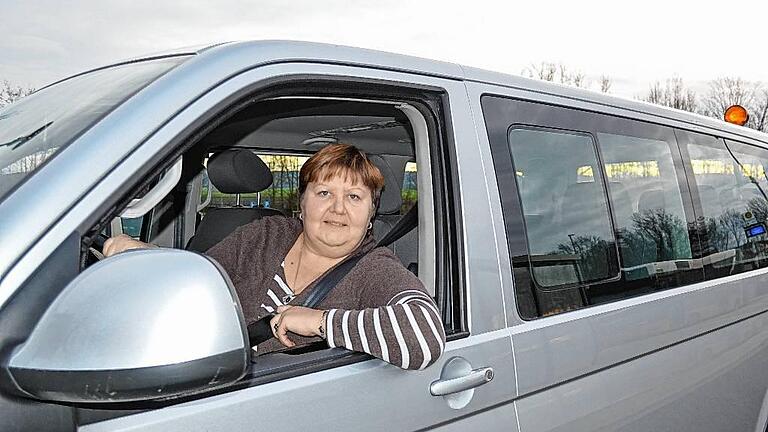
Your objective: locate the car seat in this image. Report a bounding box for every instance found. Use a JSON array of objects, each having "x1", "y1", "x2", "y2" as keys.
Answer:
[
  {"x1": 186, "y1": 149, "x2": 283, "y2": 252},
  {"x1": 369, "y1": 155, "x2": 419, "y2": 273}
]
